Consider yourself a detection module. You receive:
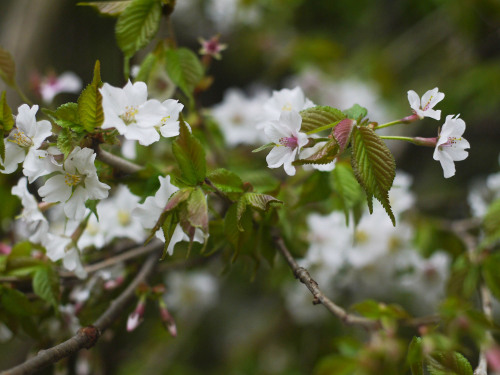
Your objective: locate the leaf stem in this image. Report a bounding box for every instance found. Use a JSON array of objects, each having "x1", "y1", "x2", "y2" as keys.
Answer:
[{"x1": 306, "y1": 120, "x2": 340, "y2": 135}]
